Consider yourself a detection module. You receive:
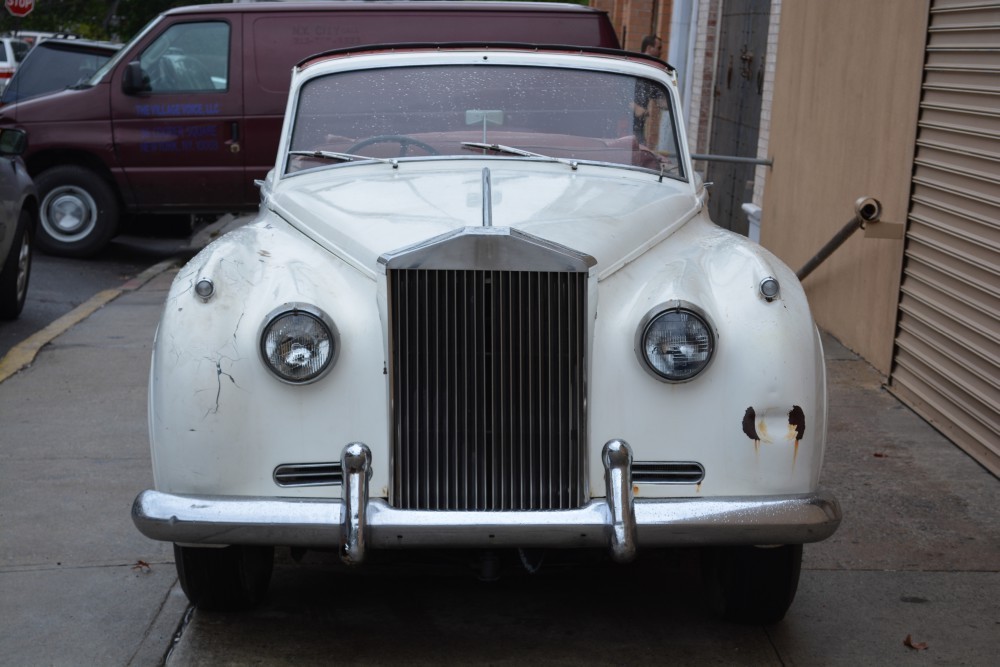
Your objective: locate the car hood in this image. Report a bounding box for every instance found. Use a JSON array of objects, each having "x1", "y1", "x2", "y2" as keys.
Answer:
[{"x1": 268, "y1": 159, "x2": 701, "y2": 280}]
